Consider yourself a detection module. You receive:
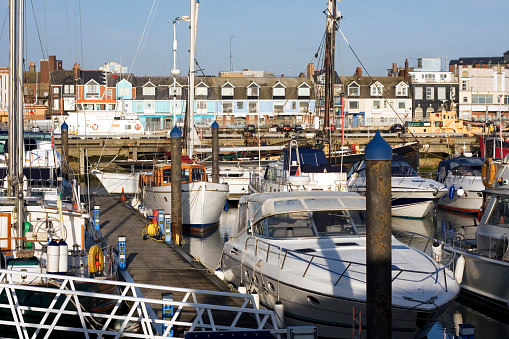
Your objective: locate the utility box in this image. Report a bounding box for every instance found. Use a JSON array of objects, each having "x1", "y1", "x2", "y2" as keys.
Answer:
[
  {"x1": 94, "y1": 206, "x2": 100, "y2": 230},
  {"x1": 118, "y1": 236, "x2": 126, "y2": 270},
  {"x1": 162, "y1": 292, "x2": 174, "y2": 337}
]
